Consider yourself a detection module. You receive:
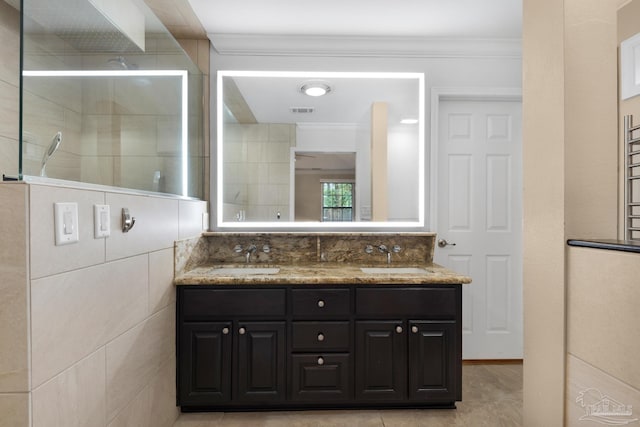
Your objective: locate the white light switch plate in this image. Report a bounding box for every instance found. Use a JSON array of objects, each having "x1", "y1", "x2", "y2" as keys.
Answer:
[
  {"x1": 54, "y1": 202, "x2": 79, "y2": 245},
  {"x1": 94, "y1": 204, "x2": 110, "y2": 238}
]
